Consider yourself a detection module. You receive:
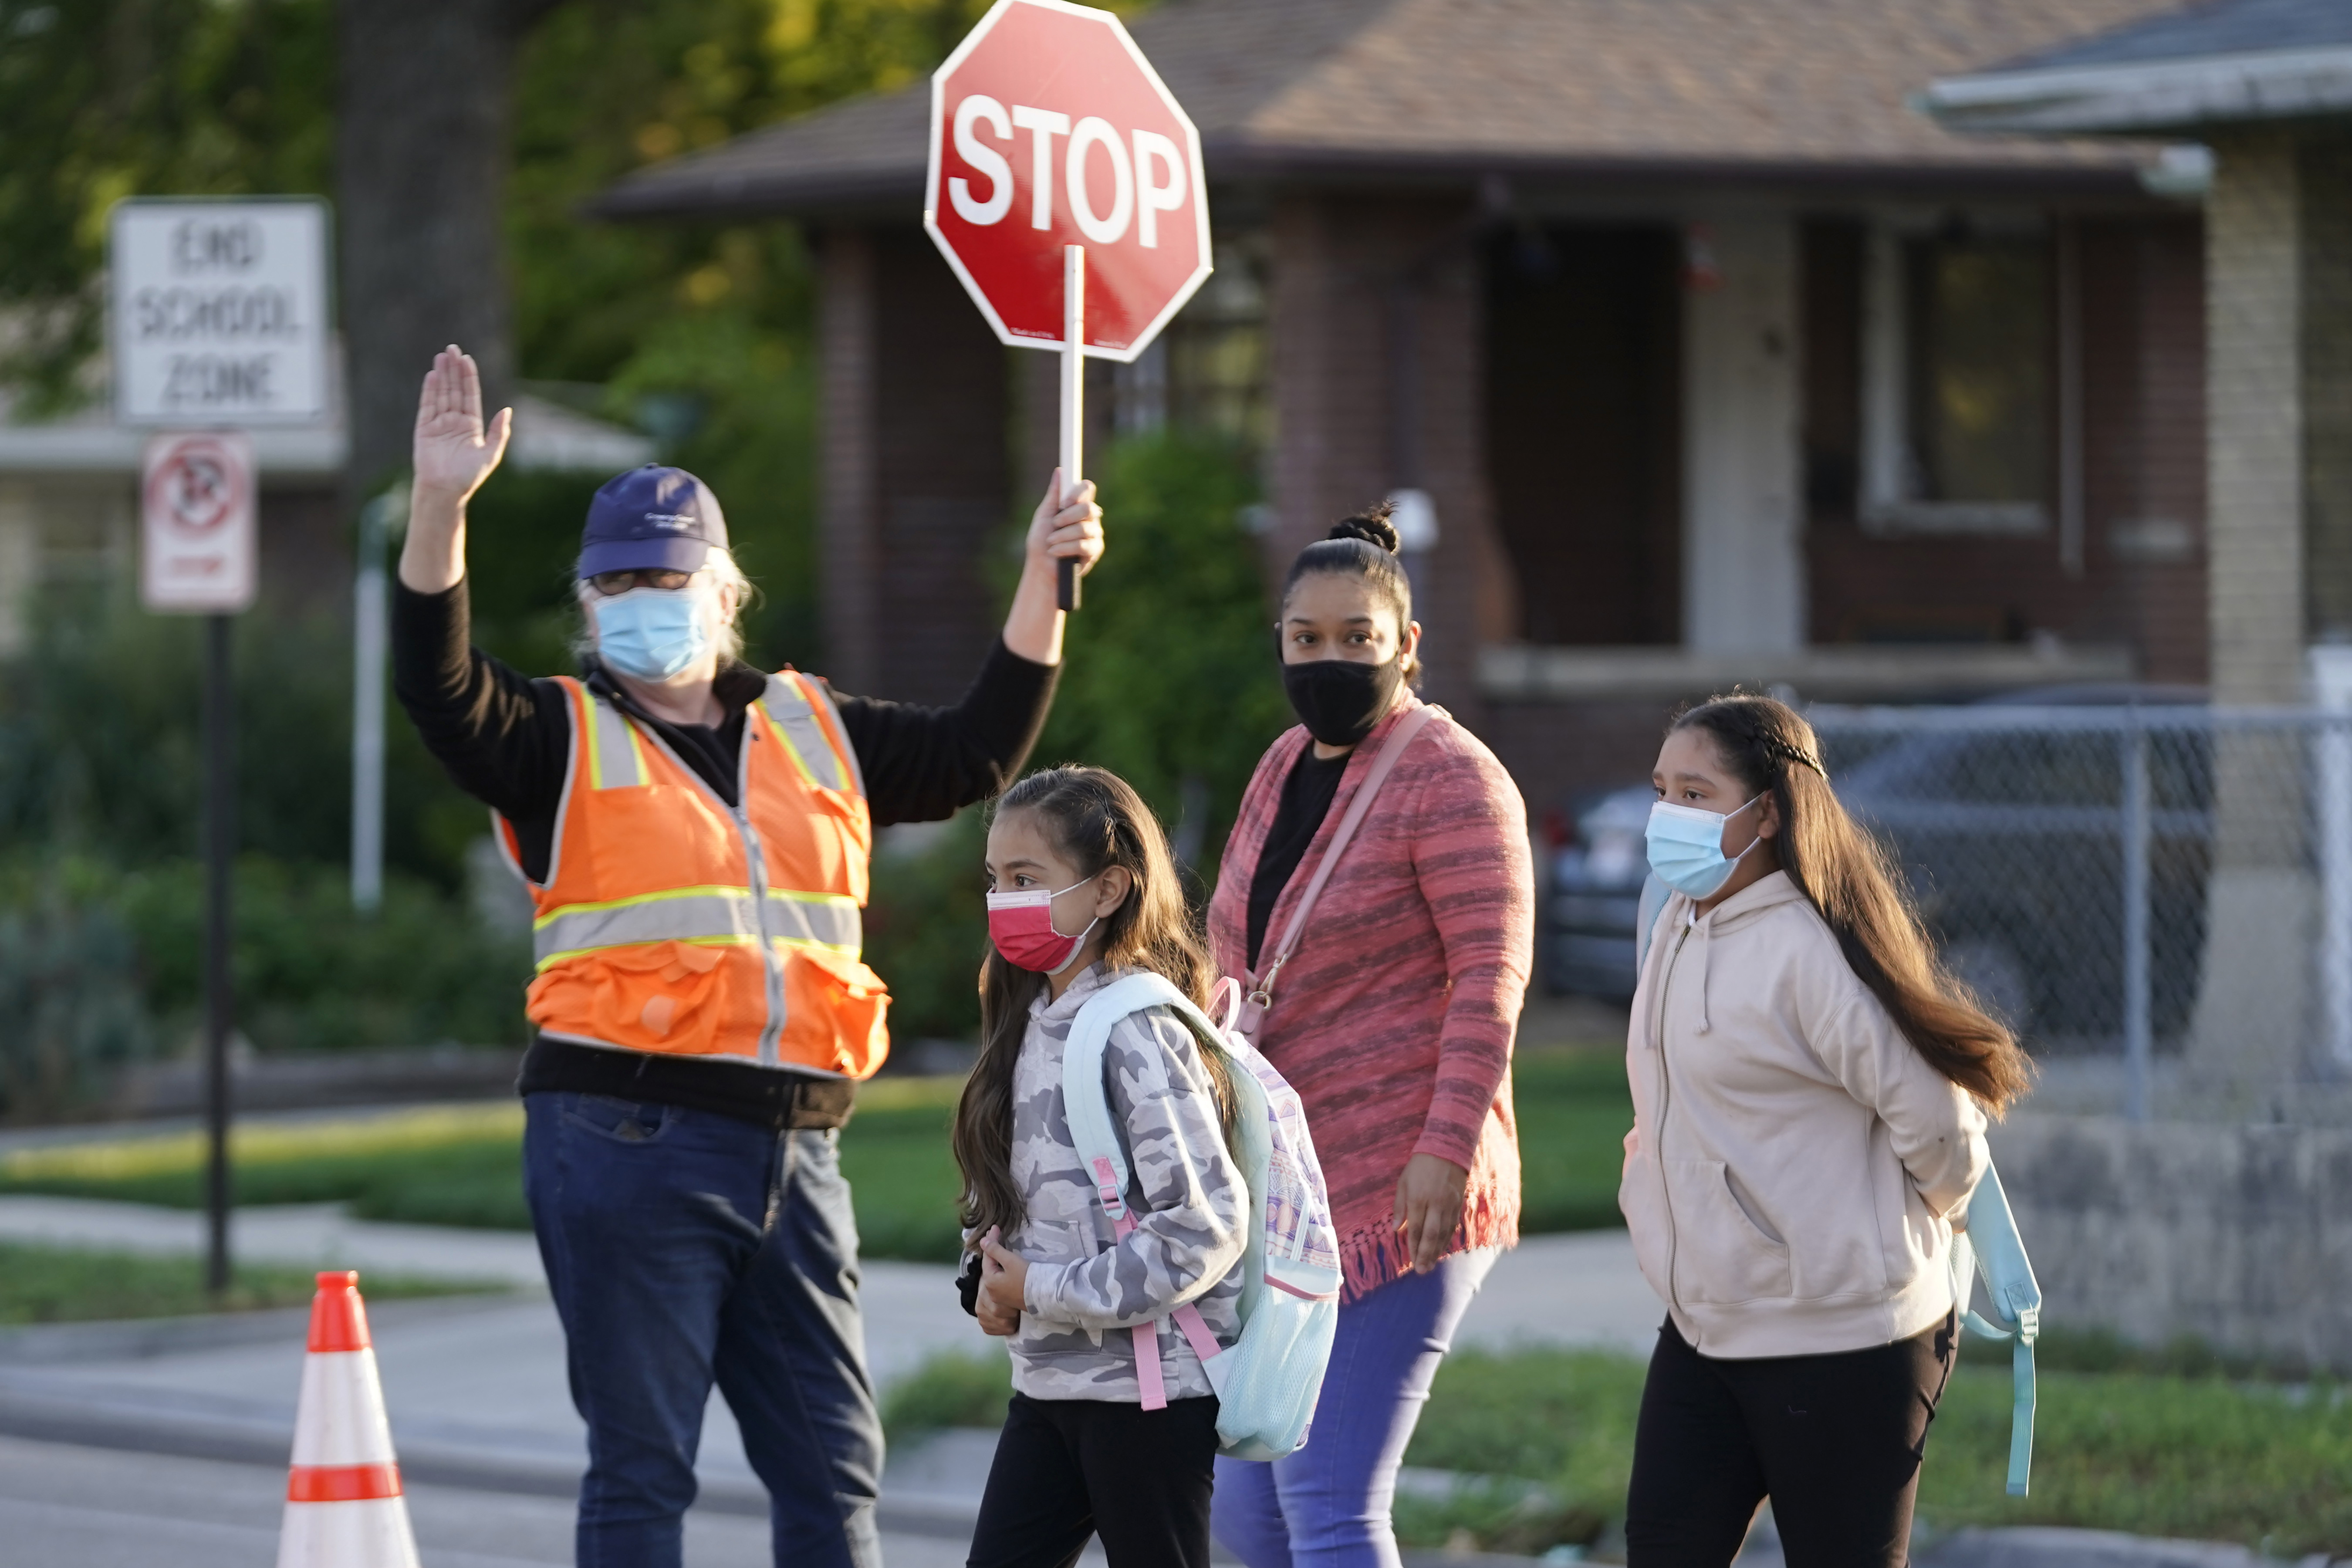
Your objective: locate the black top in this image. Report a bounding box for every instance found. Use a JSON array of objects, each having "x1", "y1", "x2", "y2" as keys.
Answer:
[
  {"x1": 391, "y1": 580, "x2": 1058, "y2": 1128},
  {"x1": 392, "y1": 581, "x2": 1058, "y2": 882},
  {"x1": 1245, "y1": 744, "x2": 1351, "y2": 970}
]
